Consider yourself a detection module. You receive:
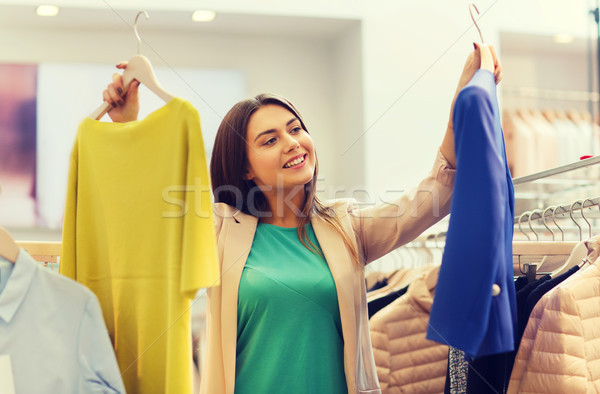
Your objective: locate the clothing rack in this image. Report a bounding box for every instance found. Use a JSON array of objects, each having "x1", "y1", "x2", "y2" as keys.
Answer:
[
  {"x1": 512, "y1": 157, "x2": 600, "y2": 186},
  {"x1": 16, "y1": 241, "x2": 61, "y2": 269},
  {"x1": 514, "y1": 196, "x2": 600, "y2": 239},
  {"x1": 513, "y1": 196, "x2": 600, "y2": 280},
  {"x1": 415, "y1": 196, "x2": 599, "y2": 281}
]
